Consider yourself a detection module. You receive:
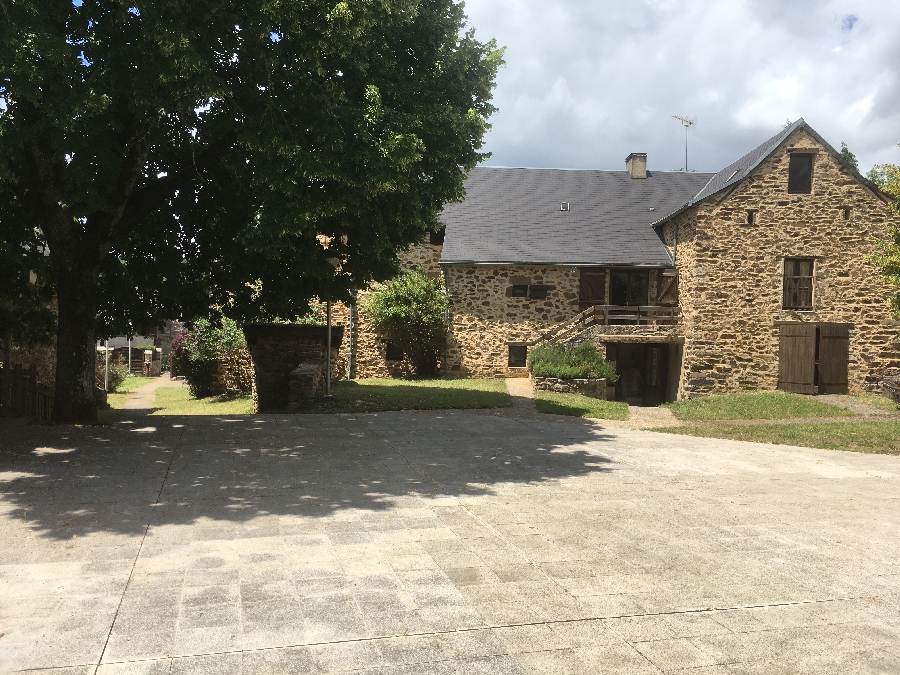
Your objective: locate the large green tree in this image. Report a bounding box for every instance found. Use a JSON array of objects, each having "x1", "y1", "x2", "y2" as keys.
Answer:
[
  {"x1": 867, "y1": 162, "x2": 900, "y2": 320},
  {"x1": 0, "y1": 0, "x2": 502, "y2": 423}
]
